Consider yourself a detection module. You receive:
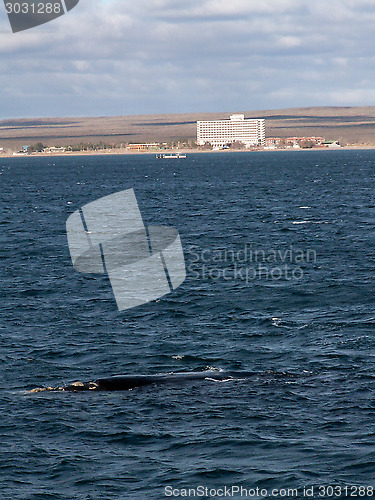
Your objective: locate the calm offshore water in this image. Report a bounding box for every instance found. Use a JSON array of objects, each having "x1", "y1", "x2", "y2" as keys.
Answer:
[{"x1": 0, "y1": 151, "x2": 374, "y2": 499}]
